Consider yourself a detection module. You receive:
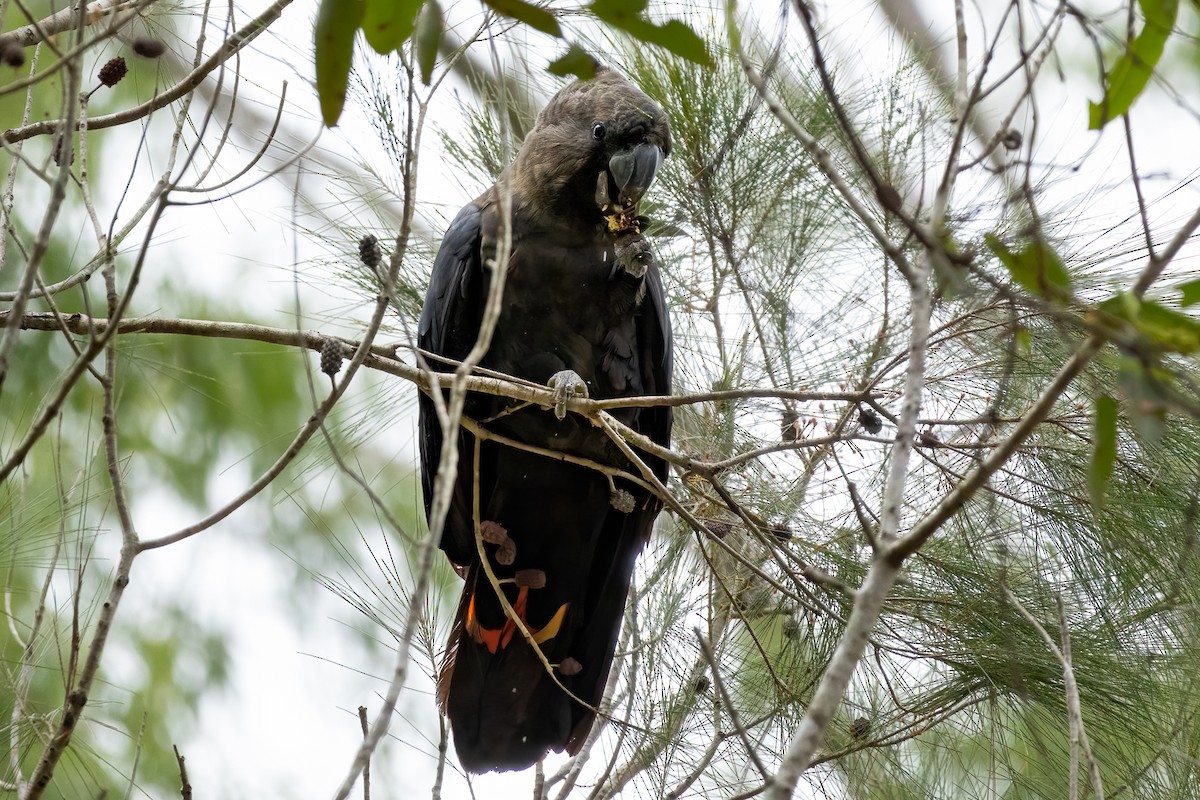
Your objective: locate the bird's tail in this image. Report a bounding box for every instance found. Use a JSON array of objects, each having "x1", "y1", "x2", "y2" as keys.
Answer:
[
  {"x1": 434, "y1": 465, "x2": 652, "y2": 773},
  {"x1": 437, "y1": 566, "x2": 579, "y2": 773}
]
